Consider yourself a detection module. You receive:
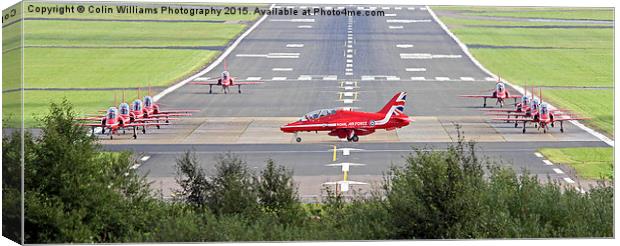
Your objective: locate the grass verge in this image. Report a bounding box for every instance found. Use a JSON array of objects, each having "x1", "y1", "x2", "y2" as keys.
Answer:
[{"x1": 539, "y1": 147, "x2": 613, "y2": 180}]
